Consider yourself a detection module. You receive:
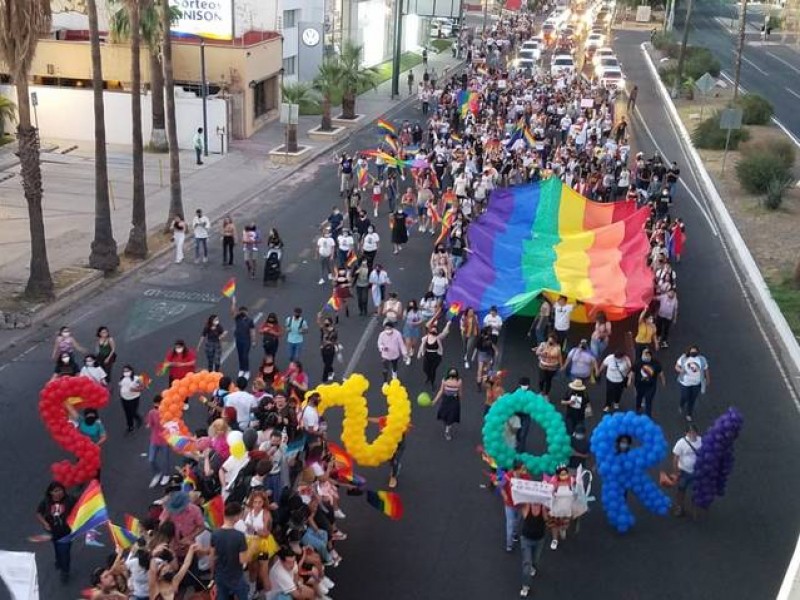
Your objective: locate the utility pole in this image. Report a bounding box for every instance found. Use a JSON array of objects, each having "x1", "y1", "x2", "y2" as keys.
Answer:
[
  {"x1": 390, "y1": 0, "x2": 404, "y2": 98},
  {"x1": 483, "y1": 0, "x2": 489, "y2": 32},
  {"x1": 732, "y1": 0, "x2": 748, "y2": 100},
  {"x1": 672, "y1": 0, "x2": 695, "y2": 99}
]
